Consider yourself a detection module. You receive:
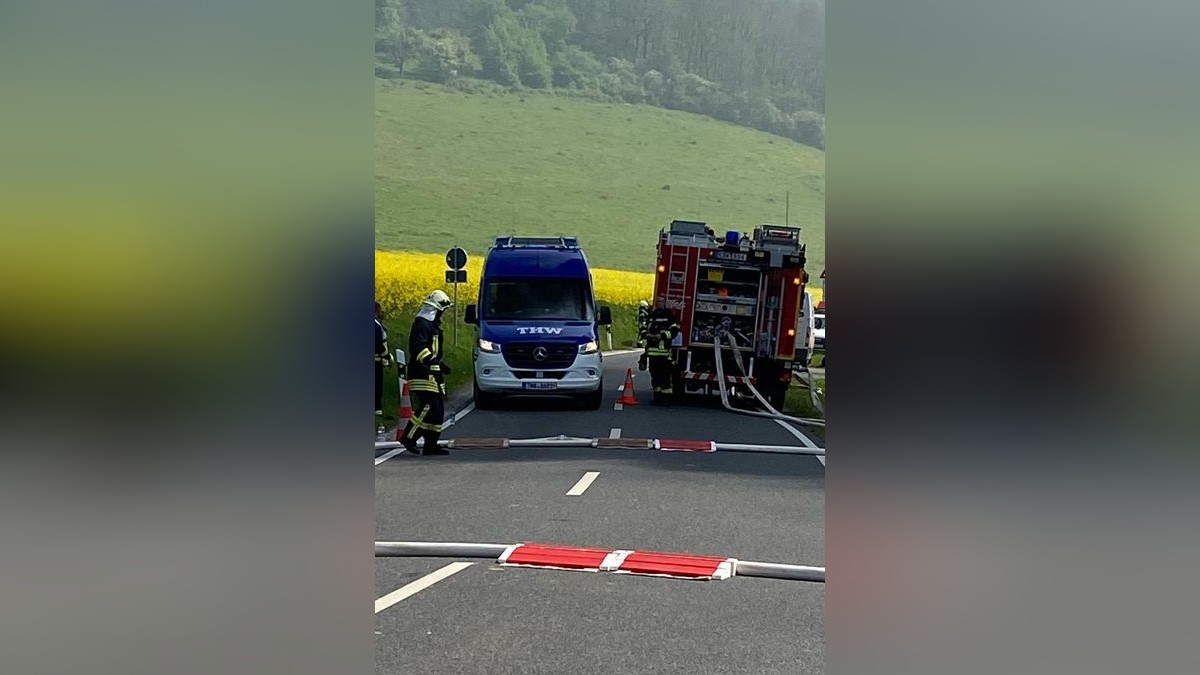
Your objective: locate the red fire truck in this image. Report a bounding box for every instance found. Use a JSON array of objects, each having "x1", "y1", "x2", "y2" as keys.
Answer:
[{"x1": 653, "y1": 219, "x2": 809, "y2": 409}]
